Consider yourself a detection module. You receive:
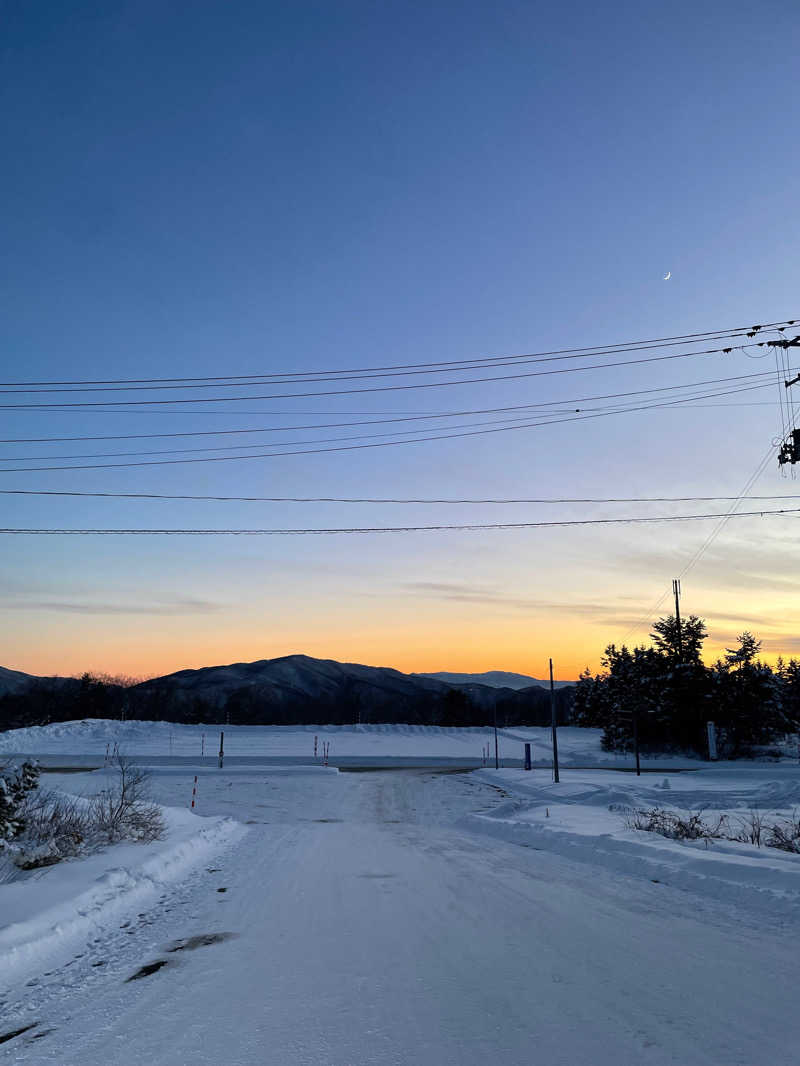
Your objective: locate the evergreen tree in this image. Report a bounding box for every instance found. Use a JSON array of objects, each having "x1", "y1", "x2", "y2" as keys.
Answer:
[
  {"x1": 651, "y1": 614, "x2": 707, "y2": 663},
  {"x1": 714, "y1": 634, "x2": 784, "y2": 755},
  {"x1": 0, "y1": 761, "x2": 39, "y2": 841},
  {"x1": 781, "y1": 659, "x2": 800, "y2": 731}
]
